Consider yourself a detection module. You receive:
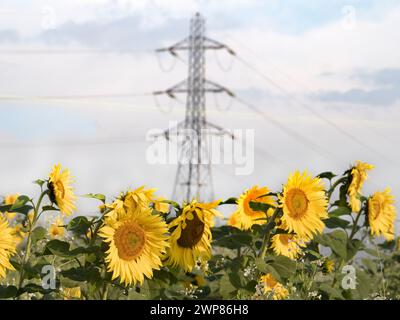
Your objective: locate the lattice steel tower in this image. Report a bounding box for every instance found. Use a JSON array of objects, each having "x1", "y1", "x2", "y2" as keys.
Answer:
[{"x1": 155, "y1": 12, "x2": 234, "y2": 203}]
